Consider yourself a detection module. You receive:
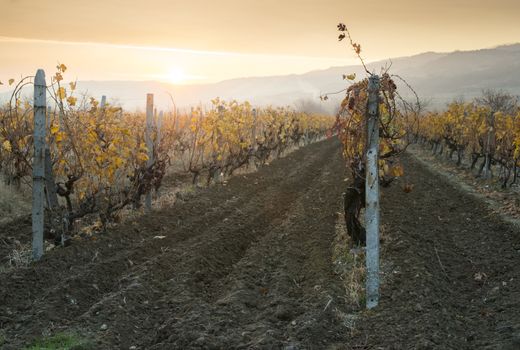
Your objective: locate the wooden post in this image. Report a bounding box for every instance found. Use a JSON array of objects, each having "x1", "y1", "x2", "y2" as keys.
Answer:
[
  {"x1": 44, "y1": 104, "x2": 58, "y2": 209},
  {"x1": 58, "y1": 105, "x2": 64, "y2": 131},
  {"x1": 32, "y1": 69, "x2": 47, "y2": 261},
  {"x1": 365, "y1": 75, "x2": 380, "y2": 309},
  {"x1": 252, "y1": 108, "x2": 257, "y2": 148},
  {"x1": 174, "y1": 108, "x2": 180, "y2": 132},
  {"x1": 483, "y1": 112, "x2": 494, "y2": 179},
  {"x1": 44, "y1": 103, "x2": 59, "y2": 213},
  {"x1": 44, "y1": 149, "x2": 59, "y2": 209},
  {"x1": 156, "y1": 110, "x2": 163, "y2": 198},
  {"x1": 46, "y1": 106, "x2": 52, "y2": 129},
  {"x1": 145, "y1": 93, "x2": 154, "y2": 212},
  {"x1": 249, "y1": 108, "x2": 257, "y2": 168},
  {"x1": 157, "y1": 110, "x2": 163, "y2": 147},
  {"x1": 100, "y1": 95, "x2": 107, "y2": 109}
]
